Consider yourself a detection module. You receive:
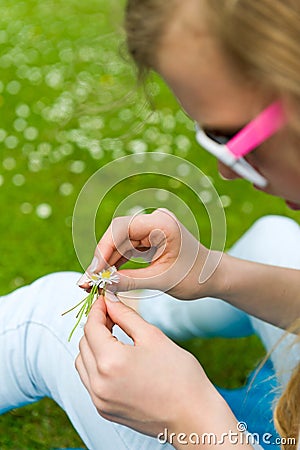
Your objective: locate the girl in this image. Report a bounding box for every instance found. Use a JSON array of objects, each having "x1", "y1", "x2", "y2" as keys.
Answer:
[
  {"x1": 1, "y1": 1, "x2": 300, "y2": 449},
  {"x1": 77, "y1": 0, "x2": 300, "y2": 449}
]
